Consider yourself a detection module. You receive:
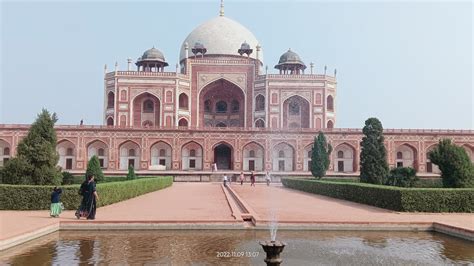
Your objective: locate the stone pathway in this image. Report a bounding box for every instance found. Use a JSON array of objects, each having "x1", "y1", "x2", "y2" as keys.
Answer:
[{"x1": 1, "y1": 182, "x2": 473, "y2": 250}]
